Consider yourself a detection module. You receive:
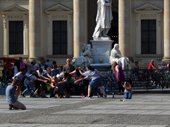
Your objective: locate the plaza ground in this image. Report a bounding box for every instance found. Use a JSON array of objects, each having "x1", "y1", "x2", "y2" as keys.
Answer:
[{"x1": 0, "y1": 93, "x2": 170, "y2": 127}]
